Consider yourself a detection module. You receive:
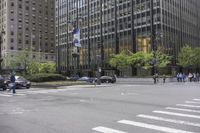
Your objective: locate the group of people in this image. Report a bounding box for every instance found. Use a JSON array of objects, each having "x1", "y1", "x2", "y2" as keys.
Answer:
[
  {"x1": 153, "y1": 73, "x2": 166, "y2": 84},
  {"x1": 177, "y1": 72, "x2": 200, "y2": 82}
]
